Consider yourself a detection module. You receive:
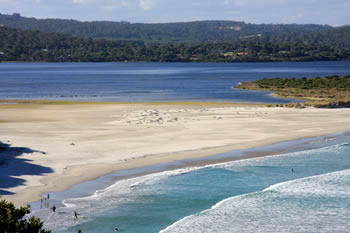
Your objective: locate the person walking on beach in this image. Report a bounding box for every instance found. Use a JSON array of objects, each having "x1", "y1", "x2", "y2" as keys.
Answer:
[
  {"x1": 52, "y1": 205, "x2": 56, "y2": 213},
  {"x1": 47, "y1": 193, "x2": 50, "y2": 208},
  {"x1": 74, "y1": 211, "x2": 78, "y2": 219}
]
